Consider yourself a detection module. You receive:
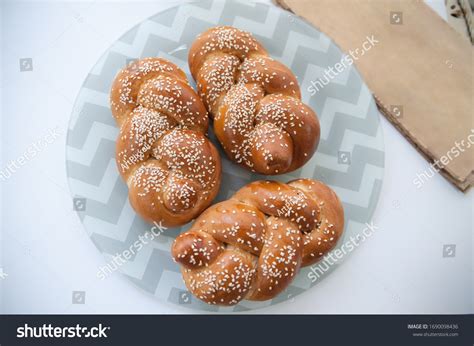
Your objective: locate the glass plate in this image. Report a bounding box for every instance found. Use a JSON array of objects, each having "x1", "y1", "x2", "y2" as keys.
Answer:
[{"x1": 66, "y1": 0, "x2": 385, "y2": 312}]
